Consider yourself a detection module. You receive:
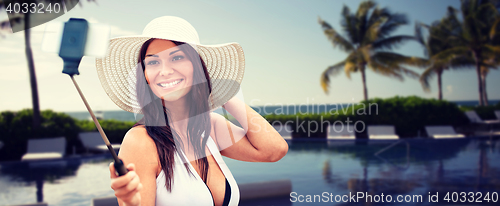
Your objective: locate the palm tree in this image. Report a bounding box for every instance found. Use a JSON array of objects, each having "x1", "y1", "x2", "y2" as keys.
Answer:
[
  {"x1": 0, "y1": 0, "x2": 94, "y2": 130},
  {"x1": 318, "y1": 1, "x2": 426, "y2": 101},
  {"x1": 416, "y1": 22, "x2": 449, "y2": 100},
  {"x1": 433, "y1": 0, "x2": 500, "y2": 106},
  {"x1": 483, "y1": 18, "x2": 500, "y2": 104},
  {"x1": 415, "y1": 12, "x2": 477, "y2": 100}
]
